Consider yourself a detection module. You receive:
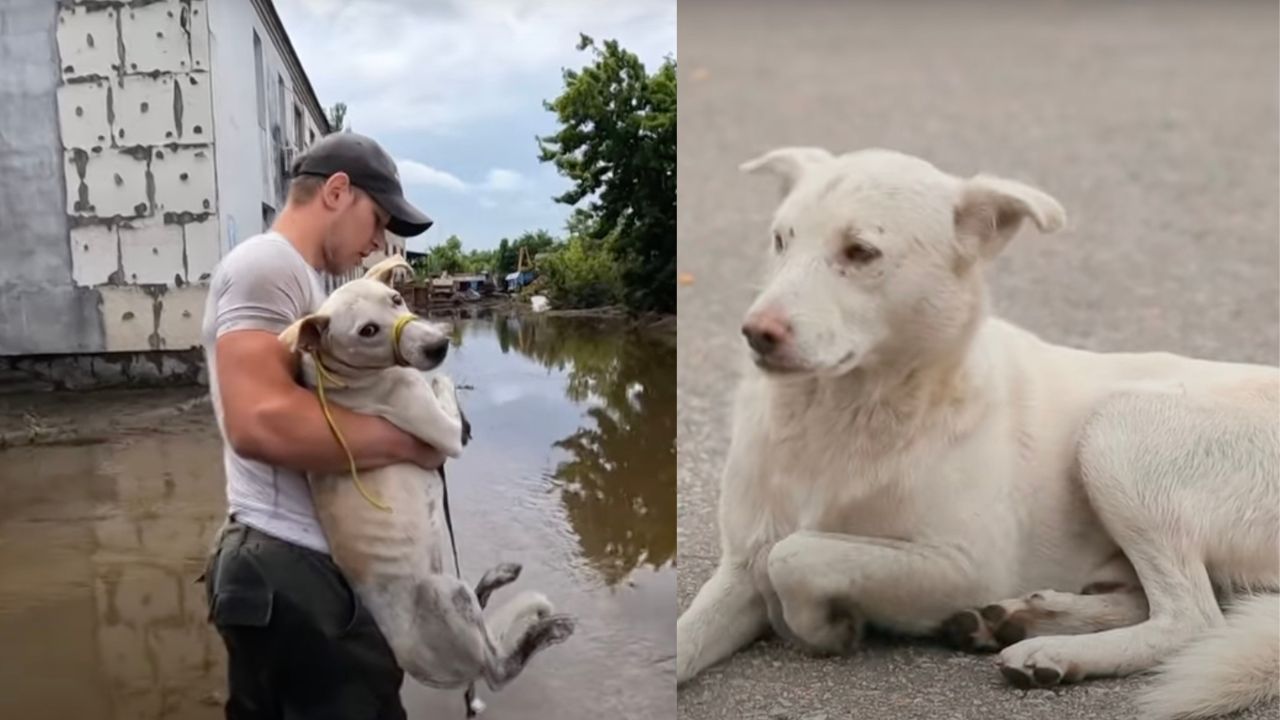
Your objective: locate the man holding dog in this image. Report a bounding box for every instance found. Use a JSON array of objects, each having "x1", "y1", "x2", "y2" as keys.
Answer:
[{"x1": 200, "y1": 132, "x2": 434, "y2": 719}]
